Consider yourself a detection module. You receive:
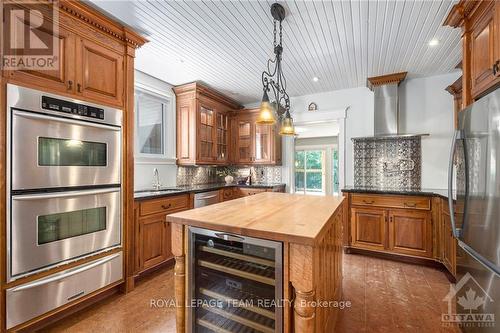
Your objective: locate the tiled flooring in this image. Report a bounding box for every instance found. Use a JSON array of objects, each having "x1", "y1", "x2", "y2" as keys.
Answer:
[{"x1": 42, "y1": 254, "x2": 458, "y2": 333}]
